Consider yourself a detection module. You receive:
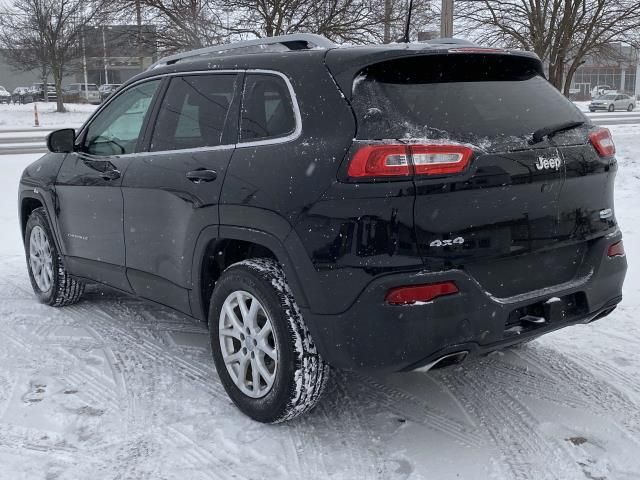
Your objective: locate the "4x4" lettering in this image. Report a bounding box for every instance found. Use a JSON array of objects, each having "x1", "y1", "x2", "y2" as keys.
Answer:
[{"x1": 429, "y1": 237, "x2": 465, "y2": 248}]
